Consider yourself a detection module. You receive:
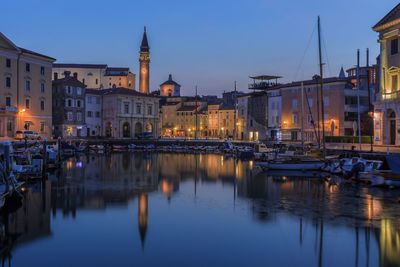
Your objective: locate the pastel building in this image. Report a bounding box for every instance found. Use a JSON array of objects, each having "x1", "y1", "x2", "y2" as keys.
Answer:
[
  {"x1": 373, "y1": 4, "x2": 400, "y2": 145},
  {"x1": 0, "y1": 32, "x2": 55, "y2": 138}
]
